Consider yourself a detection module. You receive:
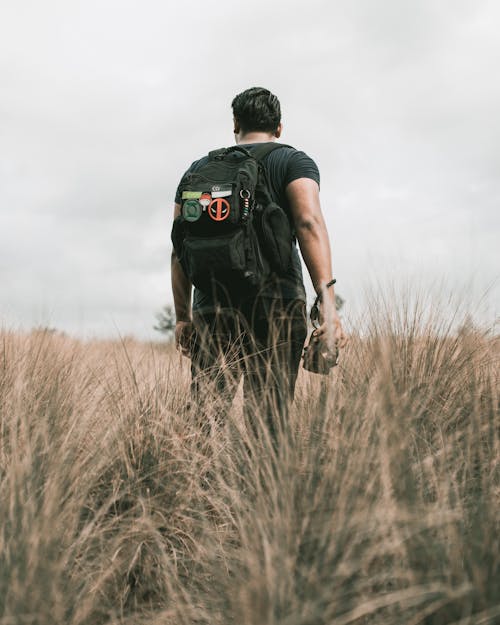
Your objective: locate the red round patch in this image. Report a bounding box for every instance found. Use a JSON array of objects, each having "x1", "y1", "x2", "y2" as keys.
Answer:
[{"x1": 208, "y1": 197, "x2": 230, "y2": 222}]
